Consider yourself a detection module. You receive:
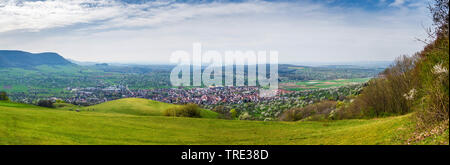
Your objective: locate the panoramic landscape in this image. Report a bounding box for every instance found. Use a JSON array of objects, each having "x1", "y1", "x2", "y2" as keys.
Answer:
[{"x1": 0, "y1": 0, "x2": 448, "y2": 146}]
